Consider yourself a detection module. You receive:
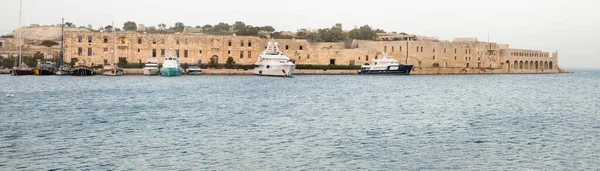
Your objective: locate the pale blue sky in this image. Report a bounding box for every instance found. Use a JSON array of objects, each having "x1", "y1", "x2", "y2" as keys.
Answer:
[{"x1": 0, "y1": 0, "x2": 598, "y2": 68}]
